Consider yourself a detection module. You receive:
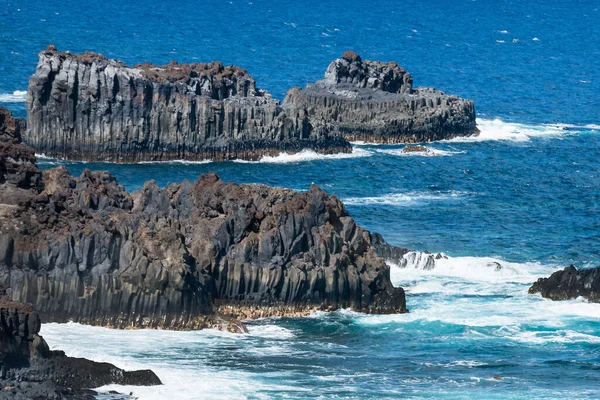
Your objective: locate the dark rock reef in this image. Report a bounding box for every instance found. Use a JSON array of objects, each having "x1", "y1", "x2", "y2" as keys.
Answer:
[
  {"x1": 284, "y1": 51, "x2": 478, "y2": 143},
  {"x1": 0, "y1": 298, "x2": 161, "y2": 400},
  {"x1": 1, "y1": 106, "x2": 406, "y2": 333},
  {"x1": 26, "y1": 45, "x2": 349, "y2": 162},
  {"x1": 529, "y1": 265, "x2": 600, "y2": 302}
]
